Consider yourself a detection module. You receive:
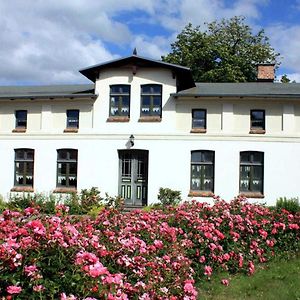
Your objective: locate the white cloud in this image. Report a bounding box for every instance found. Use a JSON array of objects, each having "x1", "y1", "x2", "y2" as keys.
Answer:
[
  {"x1": 266, "y1": 24, "x2": 300, "y2": 81},
  {"x1": 0, "y1": 0, "x2": 297, "y2": 84}
]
